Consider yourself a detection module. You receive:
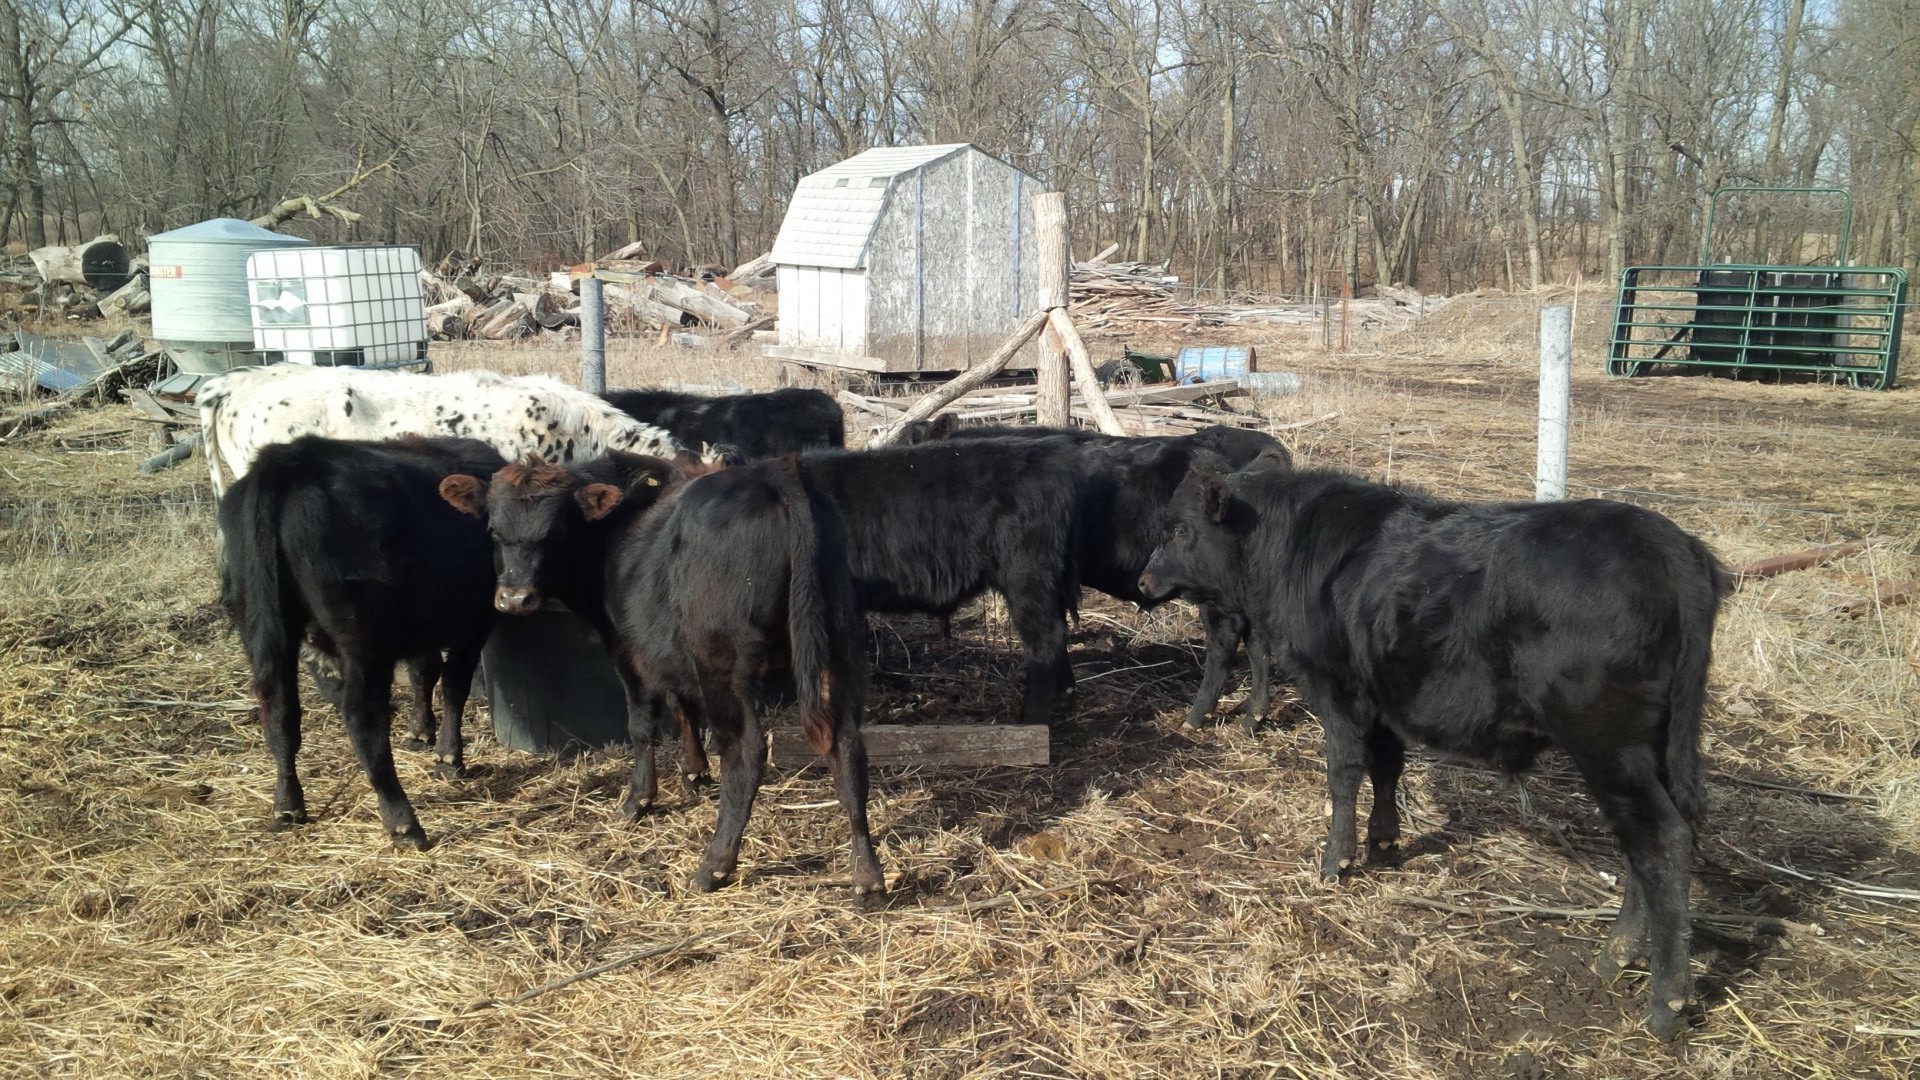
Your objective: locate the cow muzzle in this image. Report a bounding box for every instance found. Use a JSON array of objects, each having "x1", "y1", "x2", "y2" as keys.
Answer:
[{"x1": 495, "y1": 586, "x2": 542, "y2": 614}]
